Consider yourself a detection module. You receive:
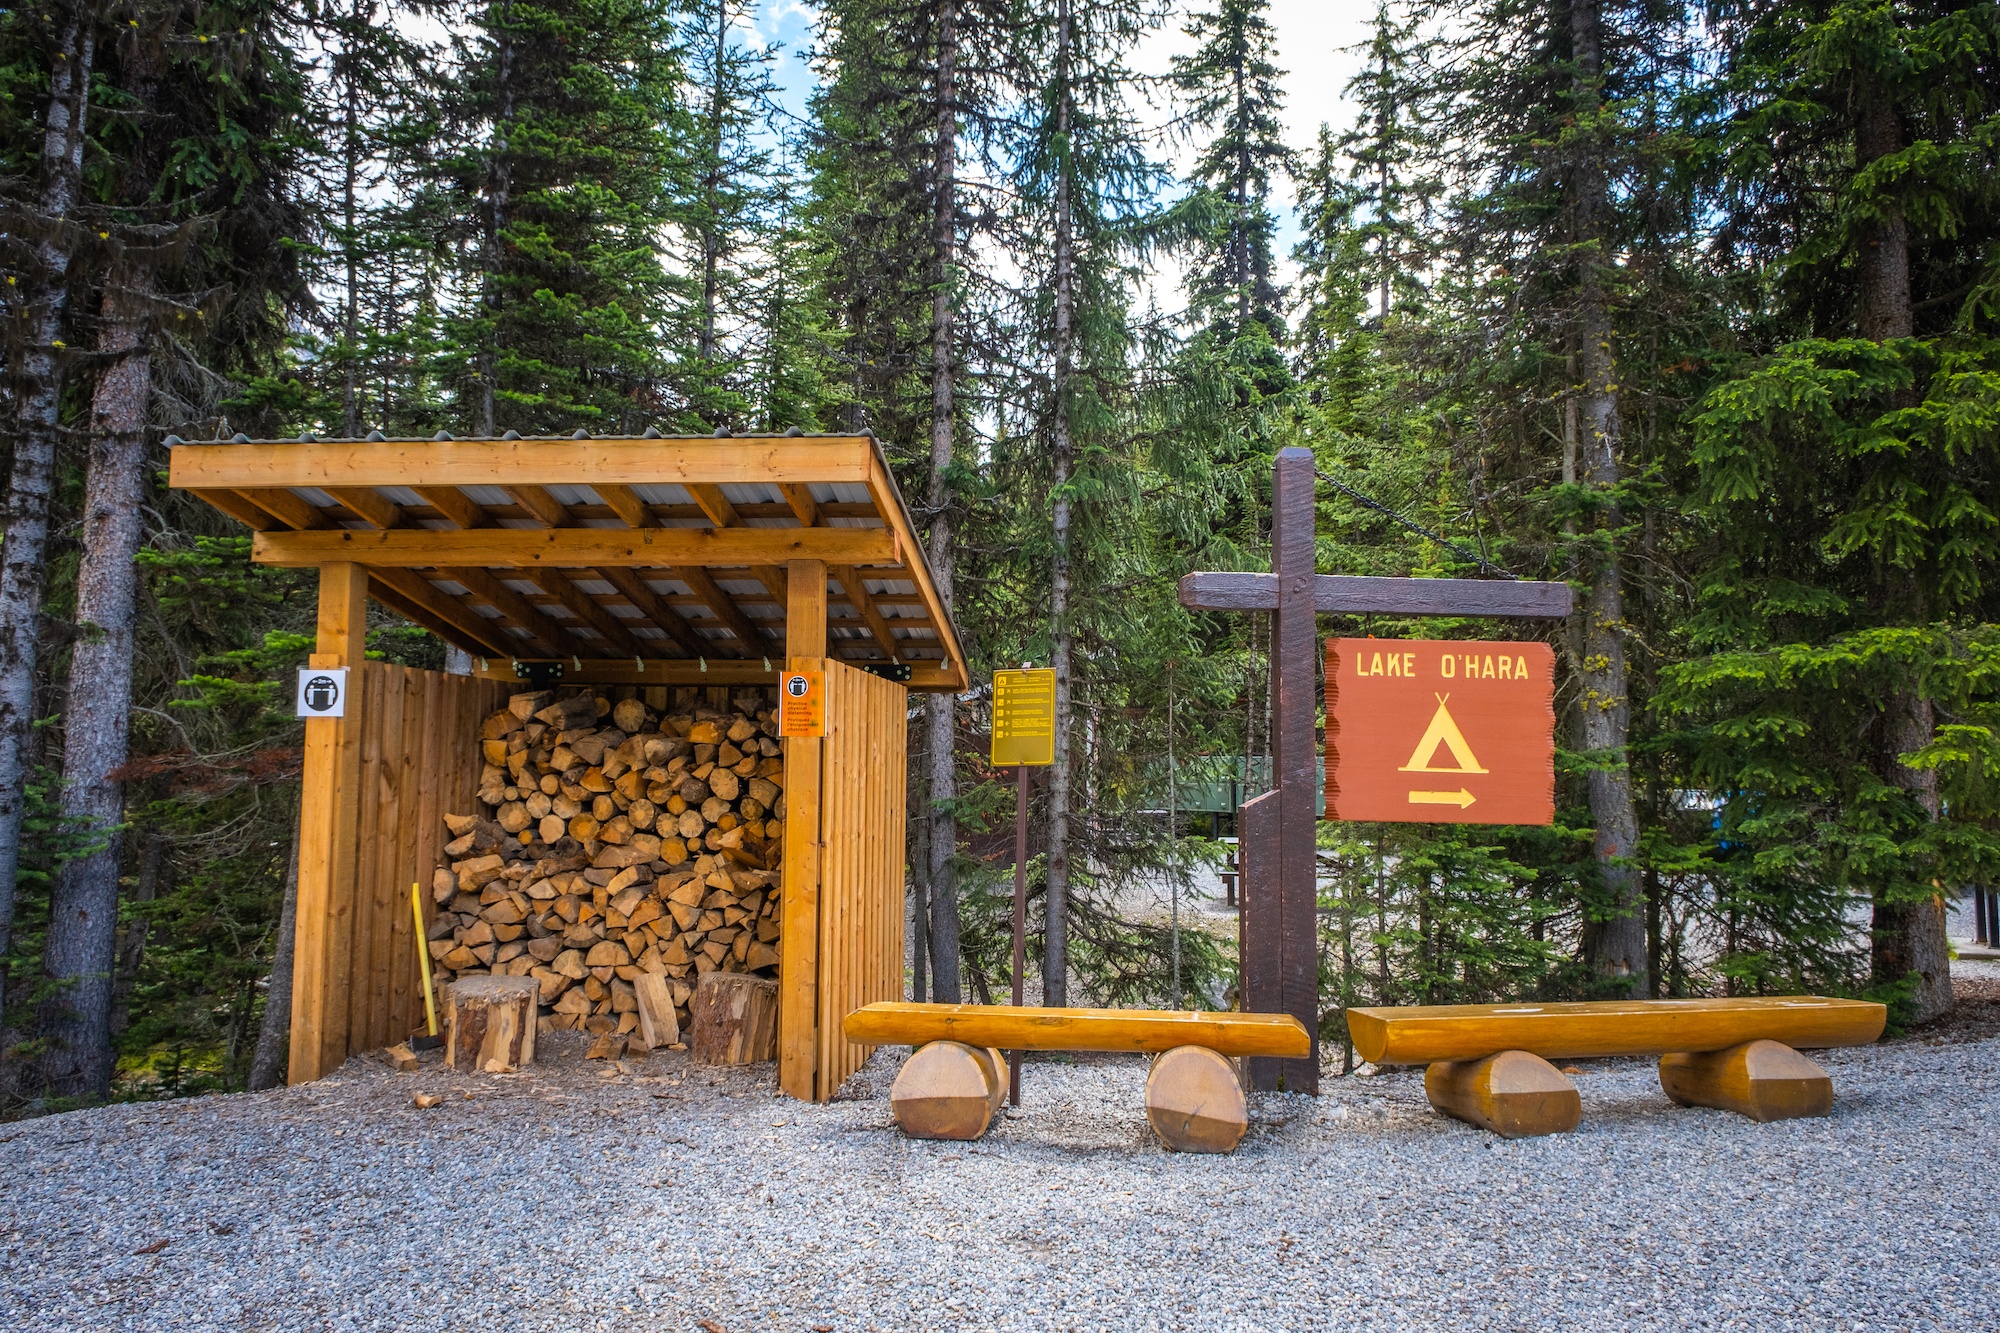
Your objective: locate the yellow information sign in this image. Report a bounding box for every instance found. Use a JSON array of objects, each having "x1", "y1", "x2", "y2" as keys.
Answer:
[{"x1": 991, "y1": 669, "x2": 1057, "y2": 766}]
